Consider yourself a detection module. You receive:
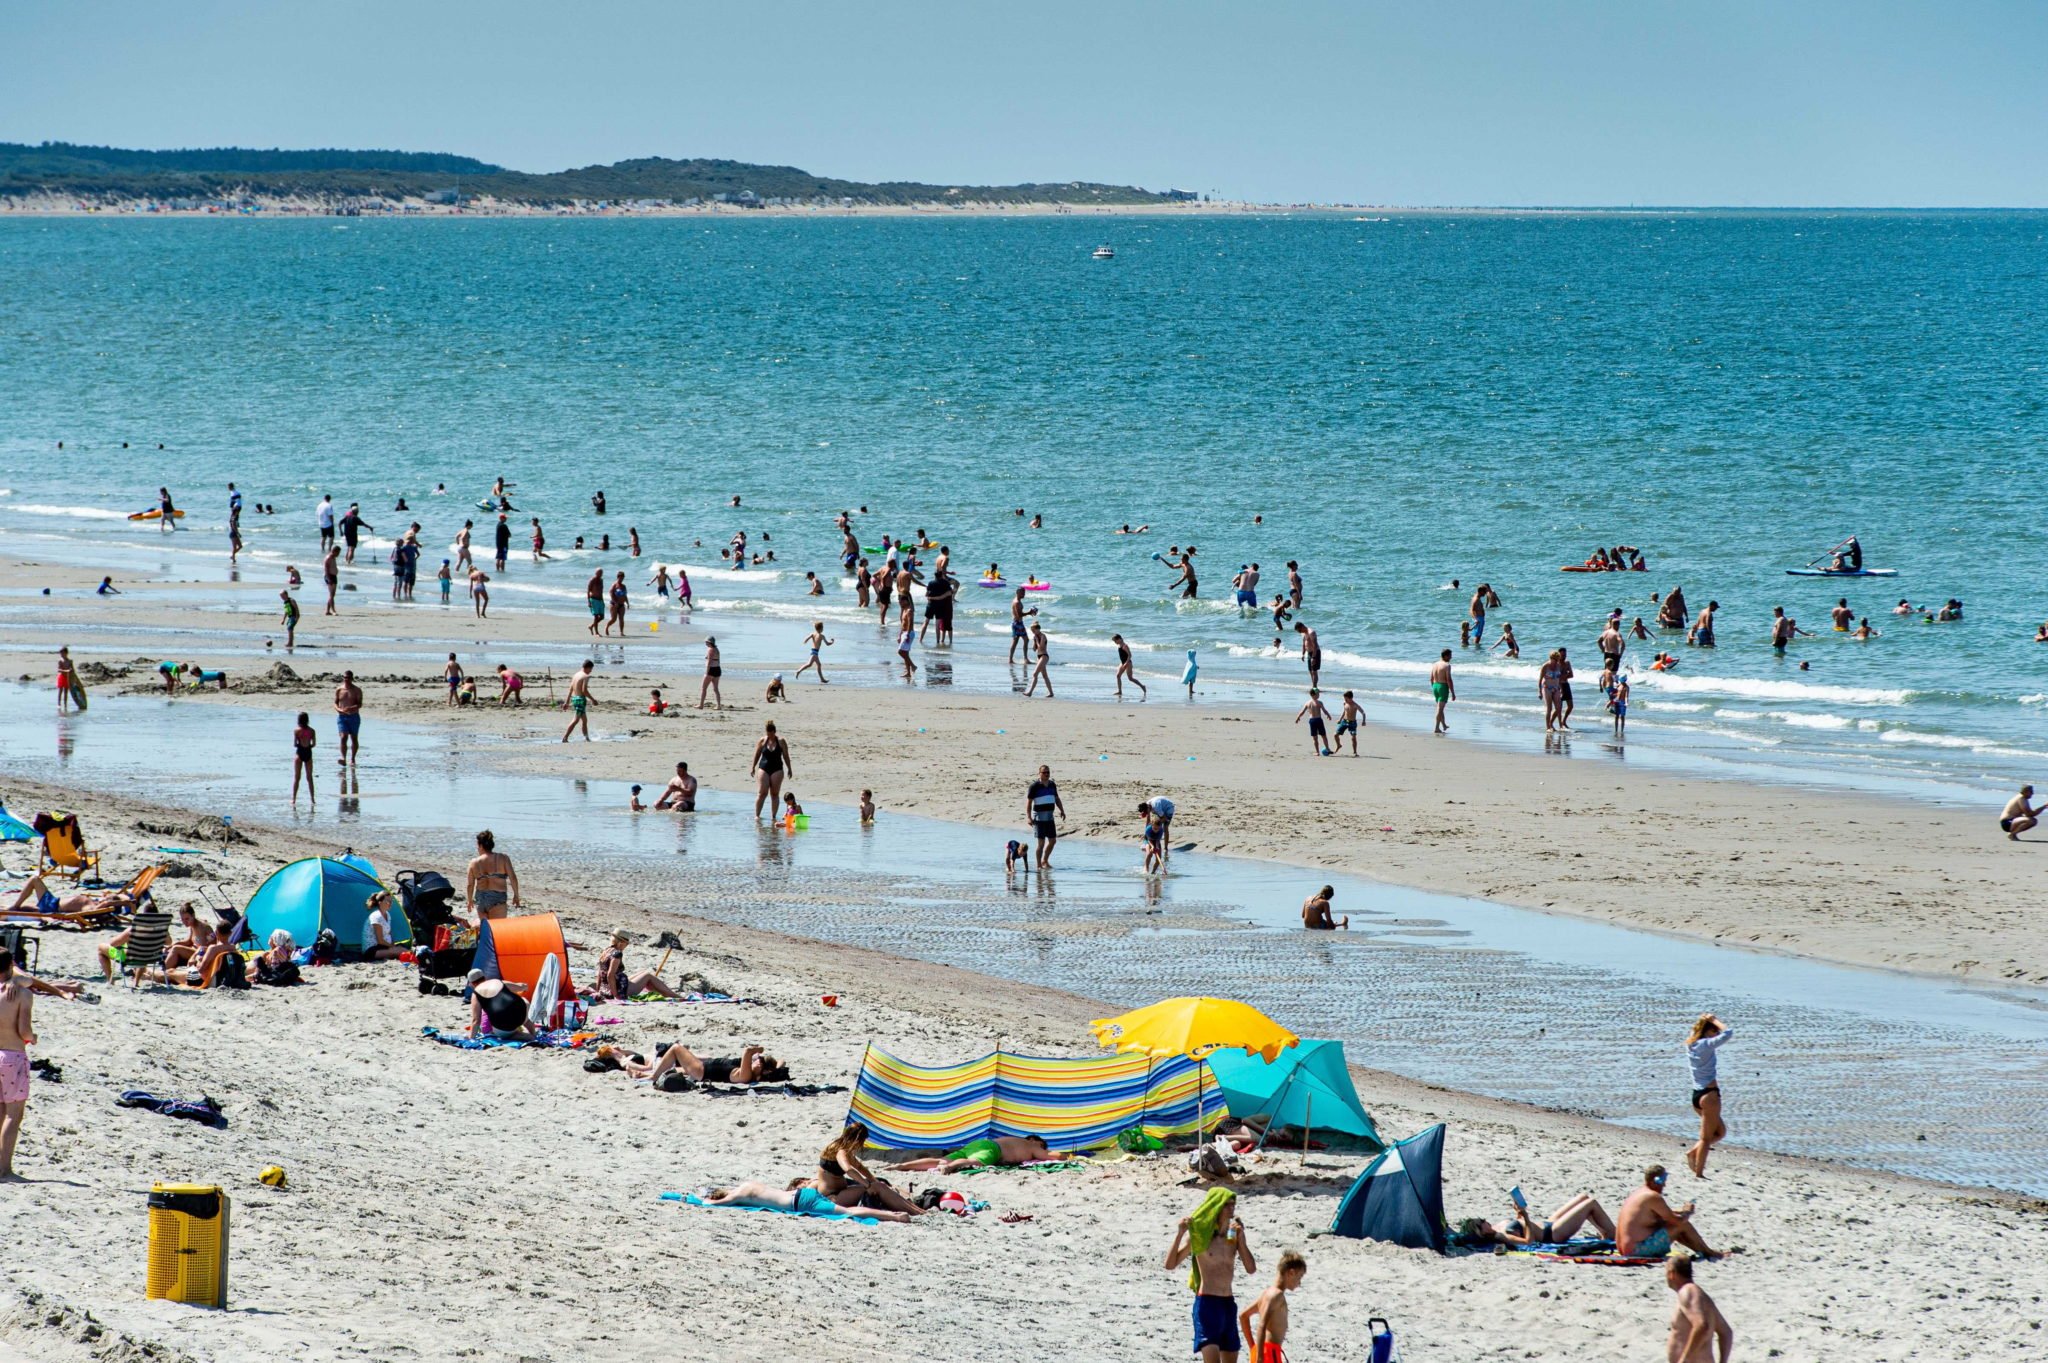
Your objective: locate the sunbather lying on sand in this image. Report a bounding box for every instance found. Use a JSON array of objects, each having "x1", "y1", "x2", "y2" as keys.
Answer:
[
  {"x1": 702, "y1": 1179, "x2": 913, "y2": 1223},
  {"x1": 891, "y1": 1133, "x2": 1074, "y2": 1173},
  {"x1": 817, "y1": 1121, "x2": 925, "y2": 1216},
  {"x1": 1457, "y1": 1191, "x2": 1615, "y2": 1248},
  {"x1": 604, "y1": 1042, "x2": 787, "y2": 1086}
]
